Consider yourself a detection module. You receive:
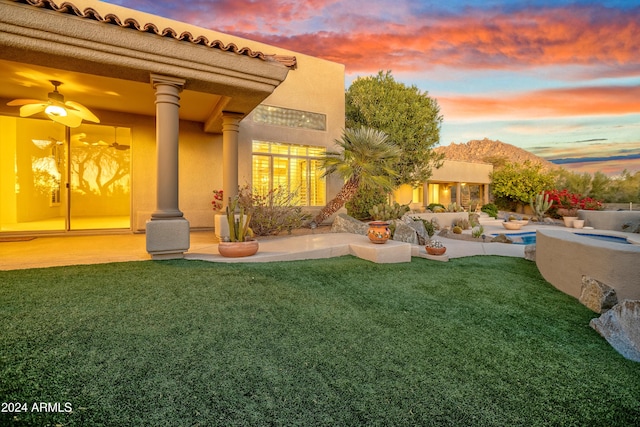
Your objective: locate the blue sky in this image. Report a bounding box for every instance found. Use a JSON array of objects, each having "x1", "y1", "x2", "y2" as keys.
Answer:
[{"x1": 102, "y1": 0, "x2": 640, "y2": 175}]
